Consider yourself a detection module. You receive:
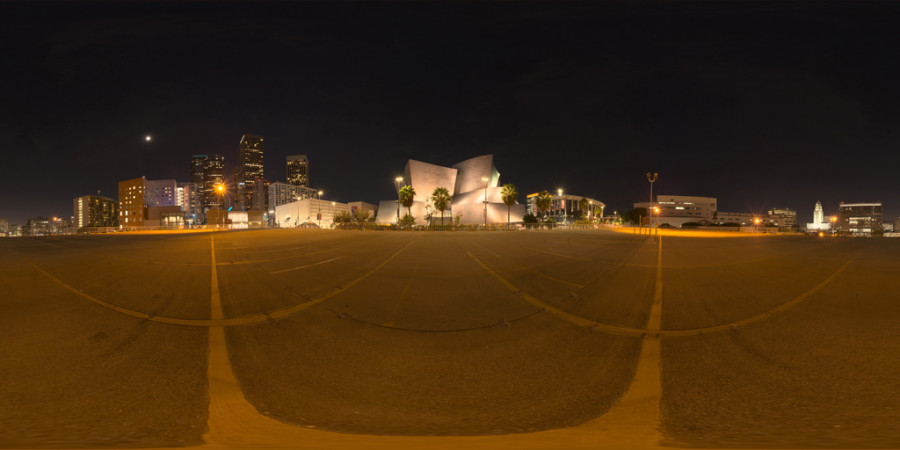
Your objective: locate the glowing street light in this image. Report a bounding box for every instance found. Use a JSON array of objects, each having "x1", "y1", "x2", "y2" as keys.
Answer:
[
  {"x1": 215, "y1": 183, "x2": 226, "y2": 229},
  {"x1": 482, "y1": 176, "x2": 490, "y2": 228},
  {"x1": 646, "y1": 172, "x2": 658, "y2": 231},
  {"x1": 831, "y1": 215, "x2": 837, "y2": 236},
  {"x1": 557, "y1": 188, "x2": 564, "y2": 224},
  {"x1": 317, "y1": 190, "x2": 324, "y2": 228},
  {"x1": 395, "y1": 176, "x2": 404, "y2": 224}
]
